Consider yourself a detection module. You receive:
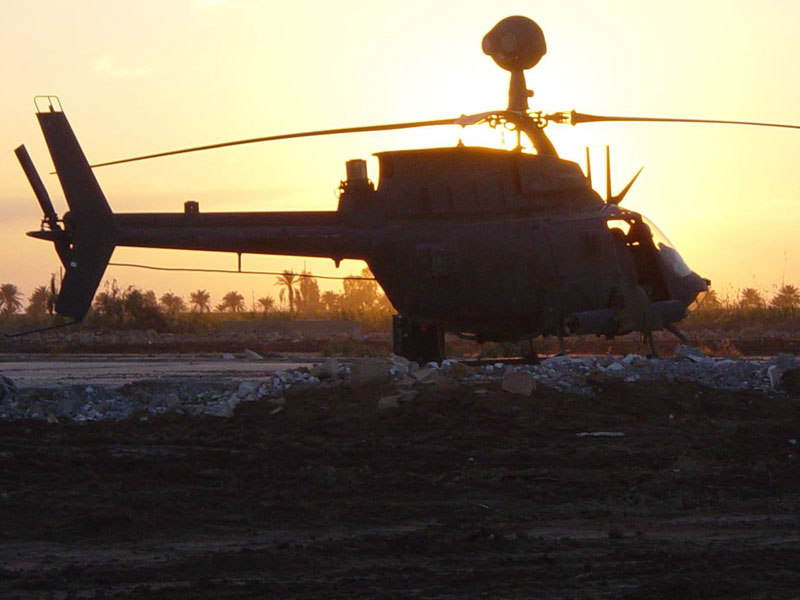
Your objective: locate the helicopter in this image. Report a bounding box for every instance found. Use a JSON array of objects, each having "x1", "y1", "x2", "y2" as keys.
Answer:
[{"x1": 13, "y1": 16, "x2": 800, "y2": 363}]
